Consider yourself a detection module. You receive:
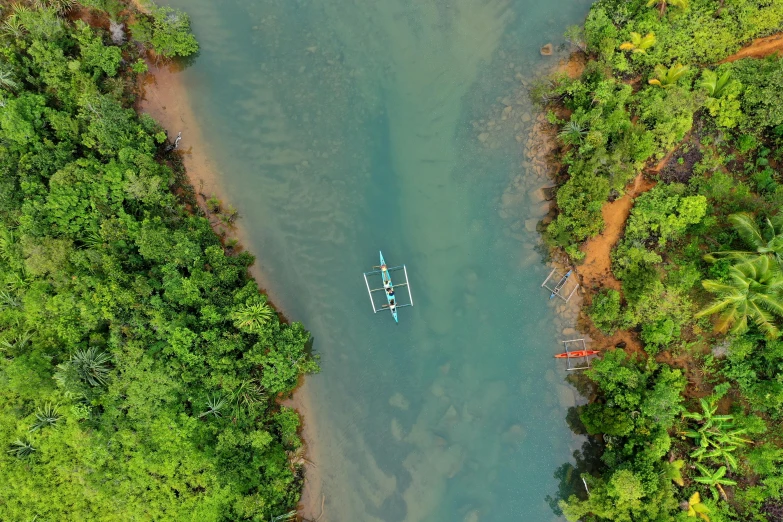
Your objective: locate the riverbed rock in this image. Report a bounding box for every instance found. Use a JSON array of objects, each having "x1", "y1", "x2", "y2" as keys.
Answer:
[
  {"x1": 540, "y1": 43, "x2": 553, "y2": 56},
  {"x1": 478, "y1": 132, "x2": 489, "y2": 143},
  {"x1": 464, "y1": 509, "x2": 480, "y2": 522},
  {"x1": 524, "y1": 218, "x2": 538, "y2": 233},
  {"x1": 389, "y1": 392, "x2": 410, "y2": 410},
  {"x1": 391, "y1": 418, "x2": 405, "y2": 441}
]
